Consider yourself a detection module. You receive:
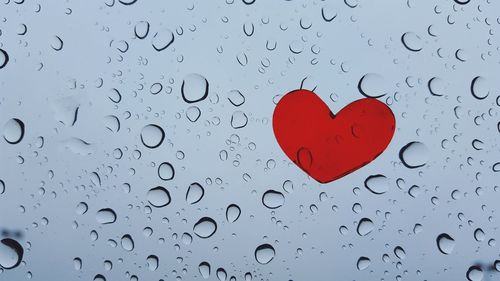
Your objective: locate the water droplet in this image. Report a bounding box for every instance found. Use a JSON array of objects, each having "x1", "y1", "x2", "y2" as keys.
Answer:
[
  {"x1": 0, "y1": 238, "x2": 23, "y2": 269},
  {"x1": 96, "y1": 208, "x2": 117, "y2": 224},
  {"x1": 466, "y1": 266, "x2": 483, "y2": 281},
  {"x1": 0, "y1": 49, "x2": 8, "y2": 69},
  {"x1": 471, "y1": 76, "x2": 490, "y2": 100},
  {"x1": 146, "y1": 255, "x2": 159, "y2": 271},
  {"x1": 181, "y1": 74, "x2": 209, "y2": 103},
  {"x1": 199, "y1": 261, "x2": 211, "y2": 278},
  {"x1": 428, "y1": 77, "x2": 446, "y2": 96},
  {"x1": 436, "y1": 233, "x2": 455, "y2": 255},
  {"x1": 186, "y1": 182, "x2": 204, "y2": 204},
  {"x1": 399, "y1": 141, "x2": 429, "y2": 168},
  {"x1": 364, "y1": 174, "x2": 389, "y2": 194},
  {"x1": 158, "y1": 162, "x2": 175, "y2": 180},
  {"x1": 186, "y1": 106, "x2": 201, "y2": 122},
  {"x1": 227, "y1": 90, "x2": 245, "y2": 106},
  {"x1": 73, "y1": 257, "x2": 82, "y2": 270},
  {"x1": 193, "y1": 217, "x2": 217, "y2": 238},
  {"x1": 474, "y1": 228, "x2": 485, "y2": 242},
  {"x1": 230, "y1": 111, "x2": 248, "y2": 129},
  {"x1": 147, "y1": 186, "x2": 171, "y2": 207},
  {"x1": 134, "y1": 21, "x2": 150, "y2": 39},
  {"x1": 357, "y1": 218, "x2": 374, "y2": 236},
  {"x1": 358, "y1": 73, "x2": 387, "y2": 98},
  {"x1": 3, "y1": 118, "x2": 25, "y2": 144},
  {"x1": 141, "y1": 124, "x2": 165, "y2": 149},
  {"x1": 226, "y1": 204, "x2": 241, "y2": 222},
  {"x1": 394, "y1": 246, "x2": 406, "y2": 259},
  {"x1": 255, "y1": 244, "x2": 275, "y2": 264},
  {"x1": 120, "y1": 234, "x2": 134, "y2": 251},
  {"x1": 401, "y1": 32, "x2": 422, "y2": 52},
  {"x1": 357, "y1": 256, "x2": 371, "y2": 270},
  {"x1": 262, "y1": 190, "x2": 284, "y2": 209},
  {"x1": 151, "y1": 29, "x2": 174, "y2": 51}
]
